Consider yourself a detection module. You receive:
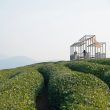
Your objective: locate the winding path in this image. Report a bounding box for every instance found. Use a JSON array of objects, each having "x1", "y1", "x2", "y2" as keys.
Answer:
[{"x1": 36, "y1": 80, "x2": 49, "y2": 110}]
